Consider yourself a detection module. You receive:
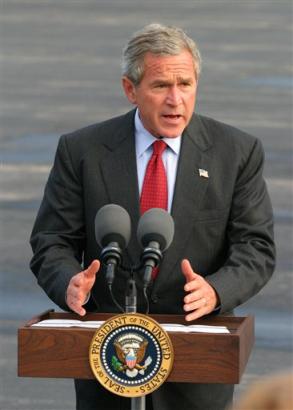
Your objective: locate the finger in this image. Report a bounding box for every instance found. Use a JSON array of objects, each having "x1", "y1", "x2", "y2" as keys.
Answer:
[
  {"x1": 66, "y1": 294, "x2": 86, "y2": 316},
  {"x1": 84, "y1": 259, "x2": 100, "y2": 279},
  {"x1": 181, "y1": 259, "x2": 197, "y2": 283},
  {"x1": 184, "y1": 290, "x2": 202, "y2": 304},
  {"x1": 184, "y1": 297, "x2": 207, "y2": 312},
  {"x1": 70, "y1": 300, "x2": 86, "y2": 316},
  {"x1": 185, "y1": 307, "x2": 207, "y2": 322},
  {"x1": 184, "y1": 278, "x2": 202, "y2": 293}
]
